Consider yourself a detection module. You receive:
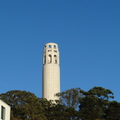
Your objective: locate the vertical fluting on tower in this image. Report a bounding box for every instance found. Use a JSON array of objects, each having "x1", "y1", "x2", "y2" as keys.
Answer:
[{"x1": 42, "y1": 43, "x2": 60, "y2": 101}]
